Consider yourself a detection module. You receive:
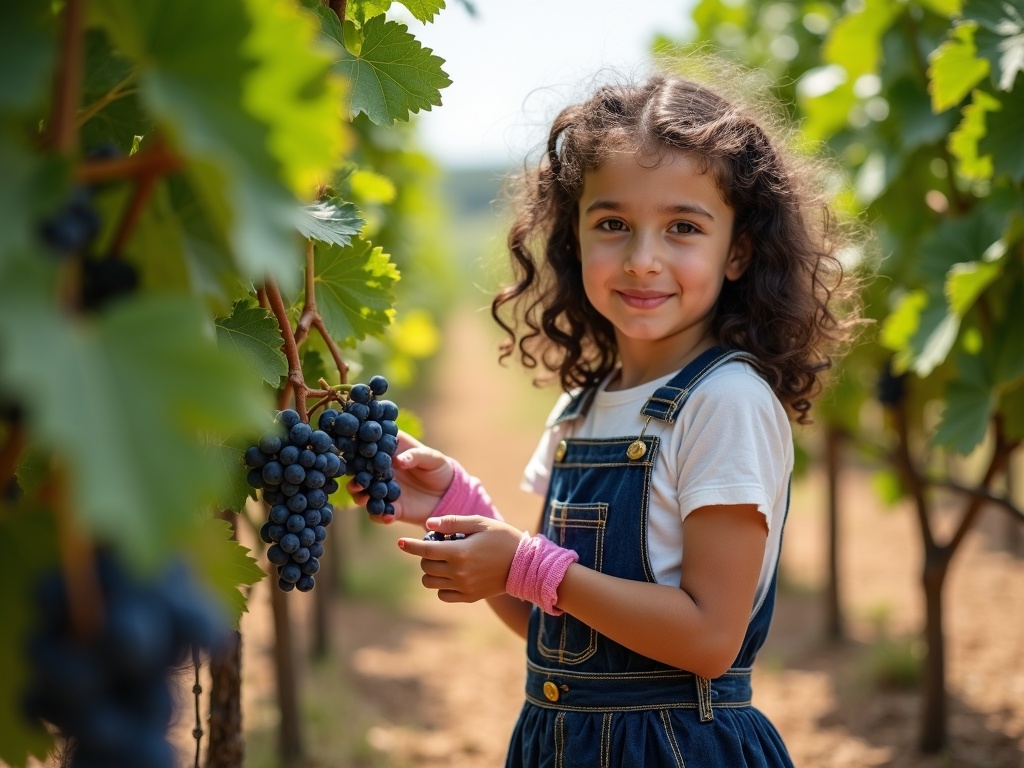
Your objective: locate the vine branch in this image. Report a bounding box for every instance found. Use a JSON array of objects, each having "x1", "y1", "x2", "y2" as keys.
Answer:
[
  {"x1": 75, "y1": 144, "x2": 183, "y2": 185},
  {"x1": 76, "y1": 72, "x2": 138, "y2": 130},
  {"x1": 49, "y1": 0, "x2": 85, "y2": 154}
]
